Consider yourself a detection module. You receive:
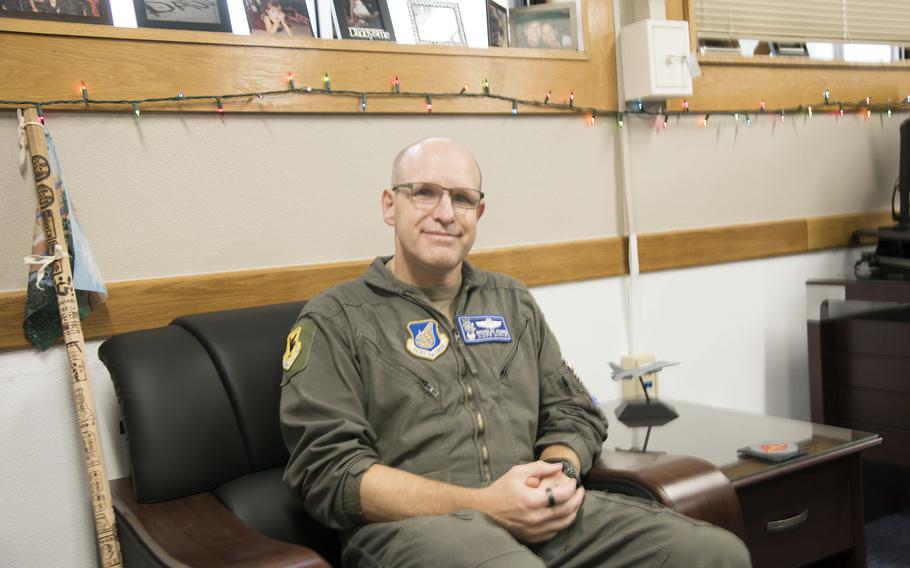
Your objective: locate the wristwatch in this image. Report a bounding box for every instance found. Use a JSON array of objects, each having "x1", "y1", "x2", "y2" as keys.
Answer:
[{"x1": 544, "y1": 458, "x2": 581, "y2": 487}]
